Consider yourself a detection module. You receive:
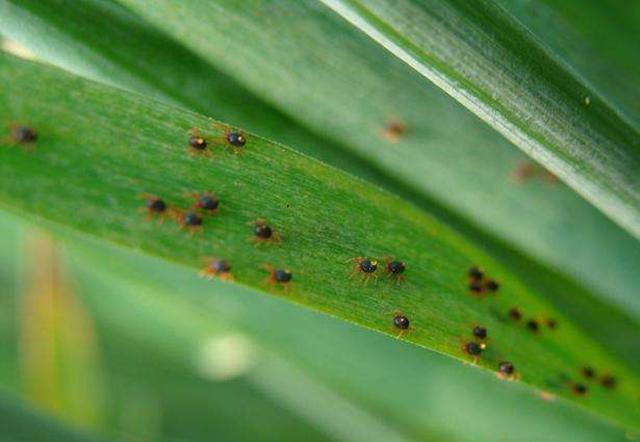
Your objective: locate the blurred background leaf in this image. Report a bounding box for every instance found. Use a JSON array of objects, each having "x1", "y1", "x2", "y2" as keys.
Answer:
[
  {"x1": 1, "y1": 0, "x2": 639, "y2": 441},
  {"x1": 319, "y1": 0, "x2": 640, "y2": 238}
]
